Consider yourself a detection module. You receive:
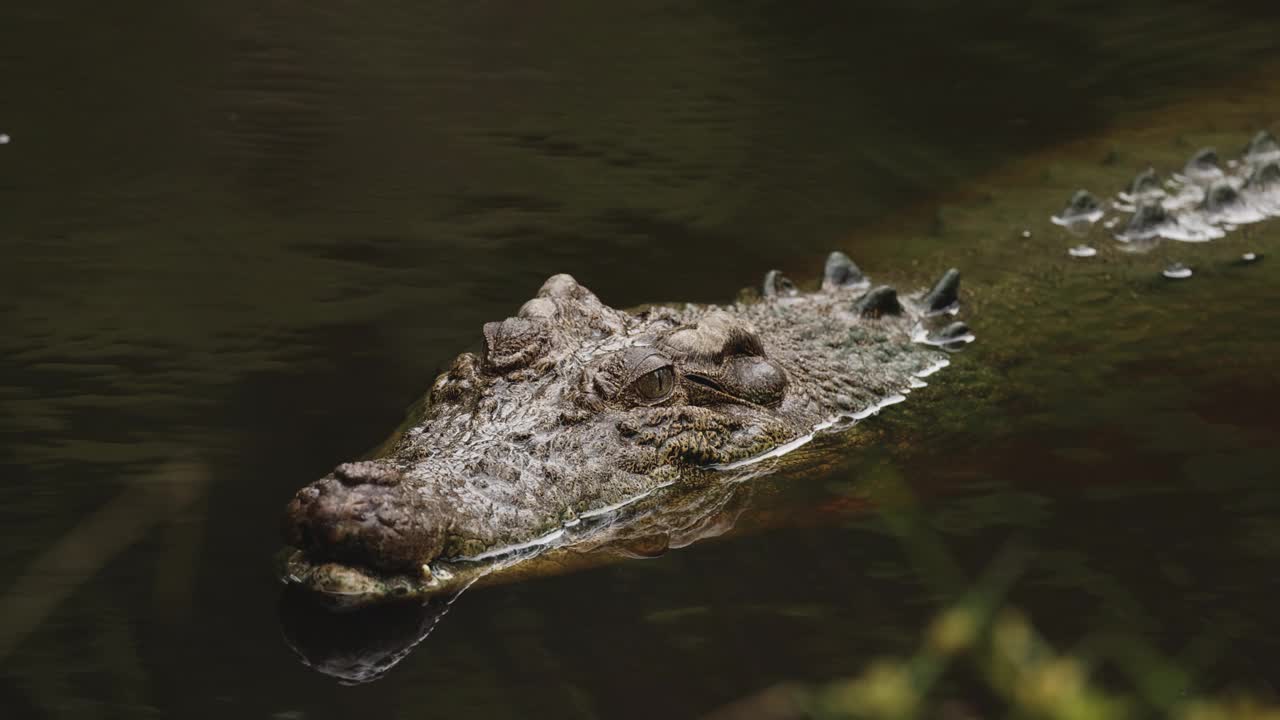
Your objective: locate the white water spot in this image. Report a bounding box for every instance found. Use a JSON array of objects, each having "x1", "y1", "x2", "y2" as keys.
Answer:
[
  {"x1": 1154, "y1": 180, "x2": 1209, "y2": 213},
  {"x1": 712, "y1": 426, "x2": 826, "y2": 471},
  {"x1": 1175, "y1": 164, "x2": 1225, "y2": 185},
  {"x1": 1117, "y1": 185, "x2": 1166, "y2": 207},
  {"x1": 1050, "y1": 213, "x2": 1103, "y2": 229},
  {"x1": 462, "y1": 528, "x2": 566, "y2": 561},
  {"x1": 1242, "y1": 252, "x2": 1260, "y2": 263},
  {"x1": 912, "y1": 323, "x2": 975, "y2": 347},
  {"x1": 0, "y1": 133, "x2": 9, "y2": 145},
  {"x1": 908, "y1": 376, "x2": 928, "y2": 389},
  {"x1": 1114, "y1": 209, "x2": 1225, "y2": 244},
  {"x1": 713, "y1": 390, "x2": 919, "y2": 472},
  {"x1": 940, "y1": 331, "x2": 976, "y2": 346},
  {"x1": 578, "y1": 482, "x2": 674, "y2": 519},
  {"x1": 1050, "y1": 217, "x2": 1096, "y2": 238},
  {"x1": 914, "y1": 357, "x2": 951, "y2": 378},
  {"x1": 1103, "y1": 217, "x2": 1120, "y2": 229},
  {"x1": 1068, "y1": 245, "x2": 1097, "y2": 258},
  {"x1": 1162, "y1": 263, "x2": 1193, "y2": 280},
  {"x1": 850, "y1": 394, "x2": 906, "y2": 420},
  {"x1": 1051, "y1": 211, "x2": 1105, "y2": 228},
  {"x1": 1021, "y1": 230, "x2": 1032, "y2": 238}
]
